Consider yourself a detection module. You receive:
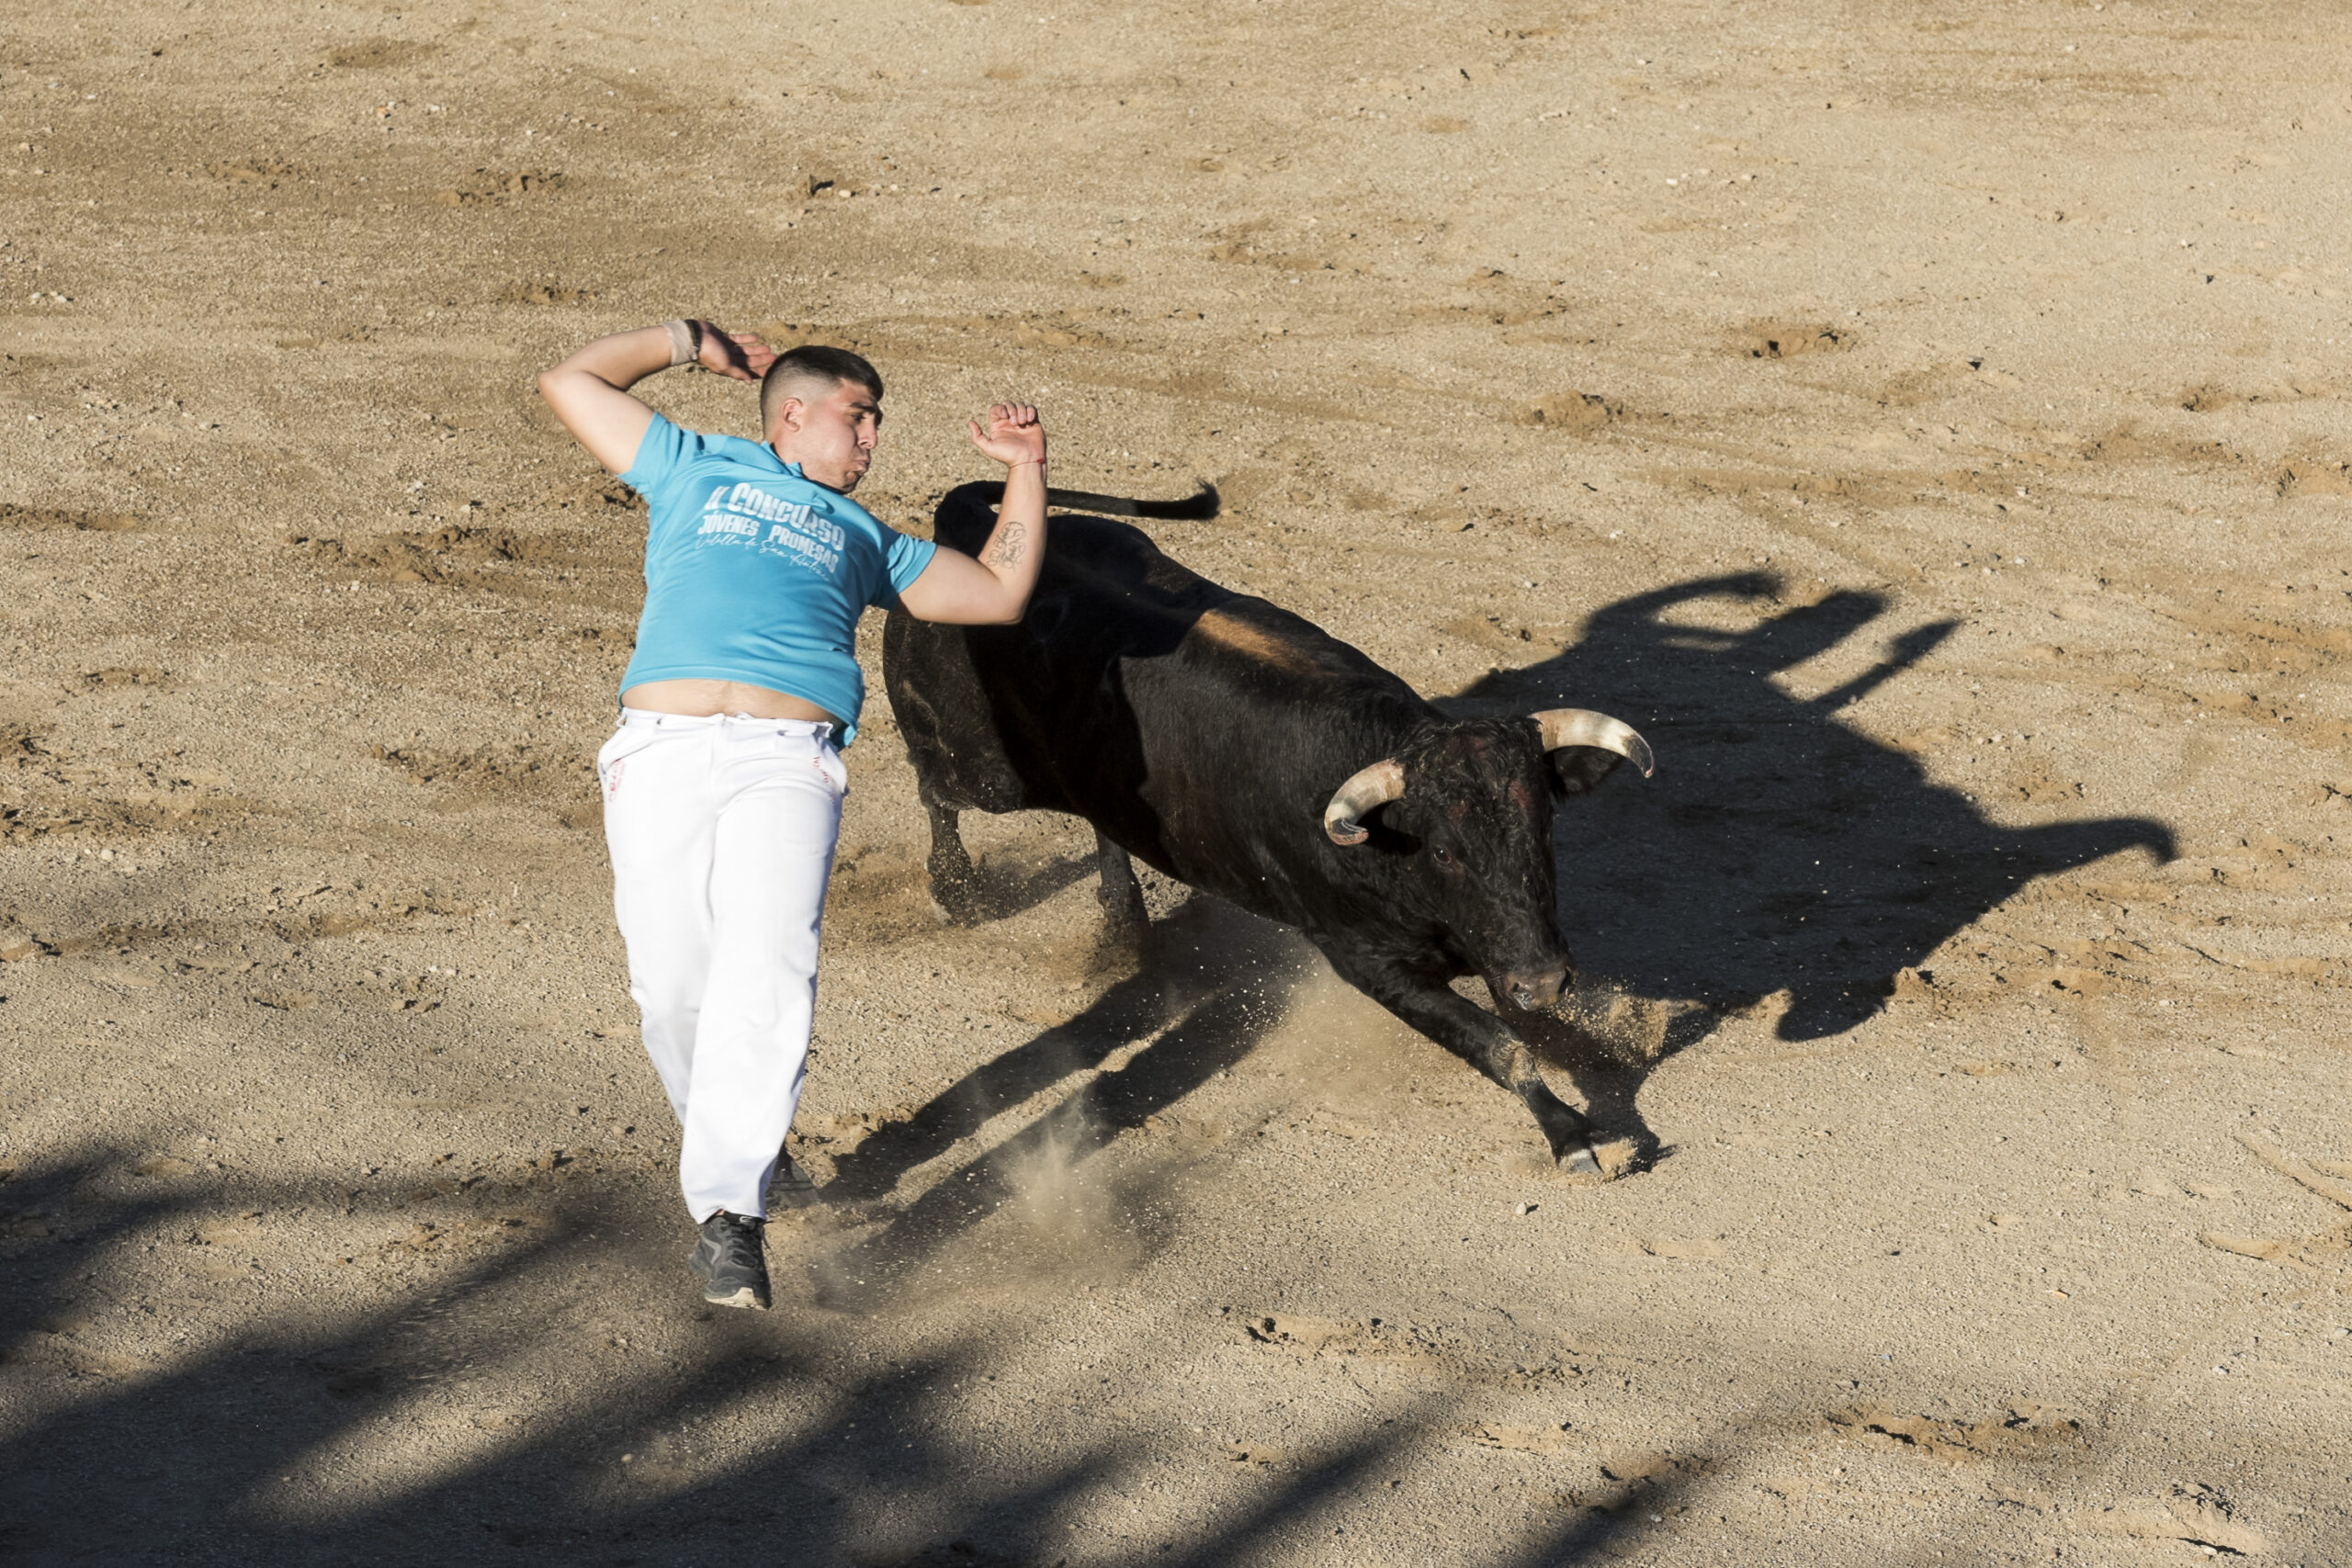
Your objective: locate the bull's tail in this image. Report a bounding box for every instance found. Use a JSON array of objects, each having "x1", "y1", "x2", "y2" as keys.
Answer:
[
  {"x1": 1046, "y1": 482, "x2": 1219, "y2": 520},
  {"x1": 933, "y1": 479, "x2": 1219, "y2": 553}
]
